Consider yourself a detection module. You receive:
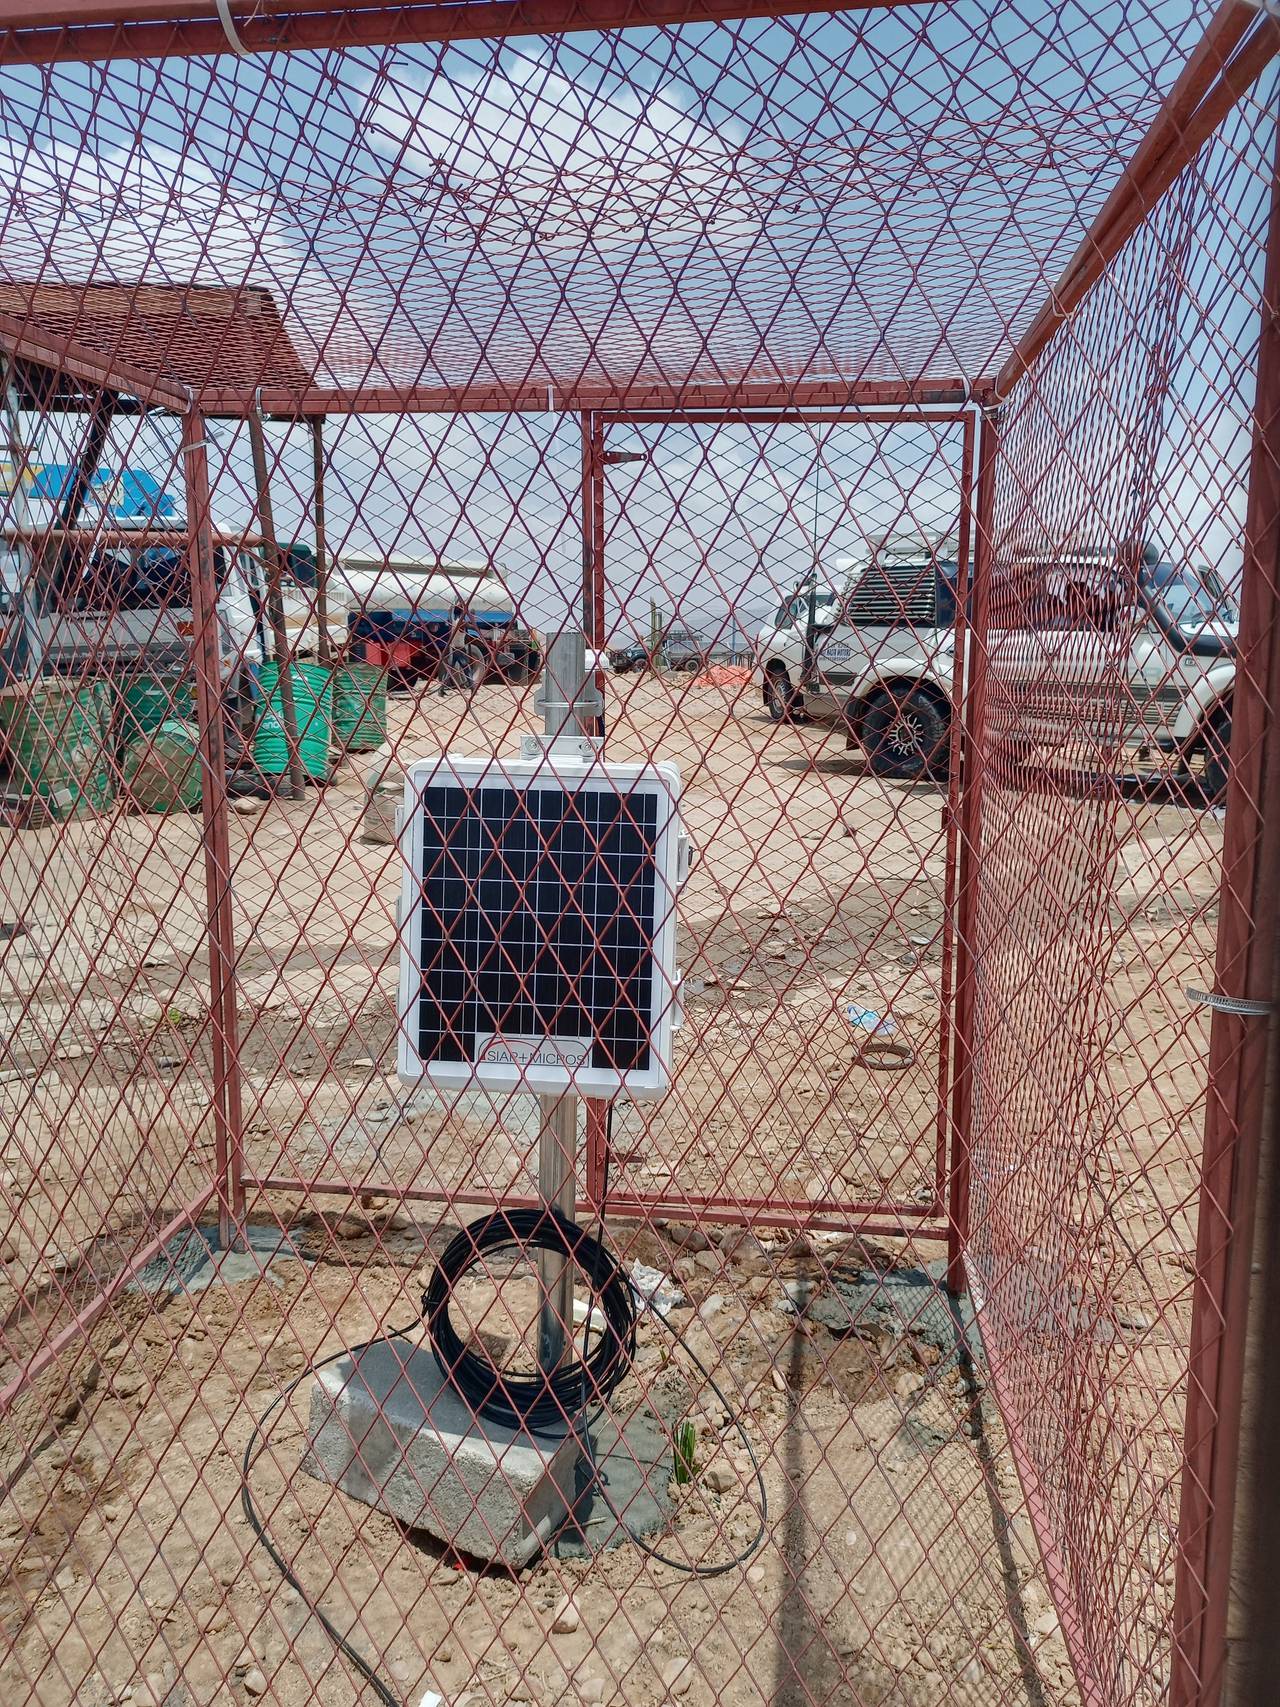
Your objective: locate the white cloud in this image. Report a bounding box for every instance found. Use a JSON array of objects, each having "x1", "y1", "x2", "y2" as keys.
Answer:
[{"x1": 361, "y1": 55, "x2": 759, "y2": 255}]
